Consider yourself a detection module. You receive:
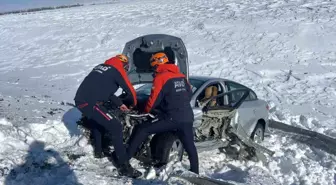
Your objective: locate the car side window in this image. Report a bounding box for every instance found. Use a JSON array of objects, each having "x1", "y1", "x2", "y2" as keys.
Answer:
[
  {"x1": 249, "y1": 90, "x2": 258, "y2": 101},
  {"x1": 195, "y1": 83, "x2": 224, "y2": 107},
  {"x1": 225, "y1": 82, "x2": 254, "y2": 104}
]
